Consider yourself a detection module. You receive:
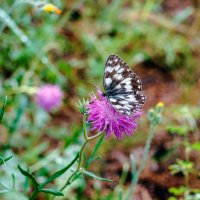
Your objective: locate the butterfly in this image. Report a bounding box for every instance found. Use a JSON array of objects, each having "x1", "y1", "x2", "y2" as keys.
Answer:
[{"x1": 103, "y1": 55, "x2": 146, "y2": 115}]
